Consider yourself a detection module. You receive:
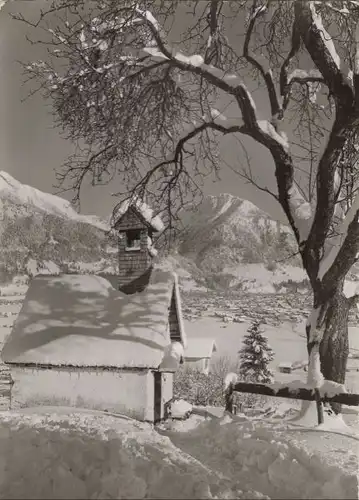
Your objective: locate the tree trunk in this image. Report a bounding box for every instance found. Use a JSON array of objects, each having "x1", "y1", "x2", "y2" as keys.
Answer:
[
  {"x1": 319, "y1": 291, "x2": 350, "y2": 414},
  {"x1": 307, "y1": 289, "x2": 350, "y2": 414}
]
